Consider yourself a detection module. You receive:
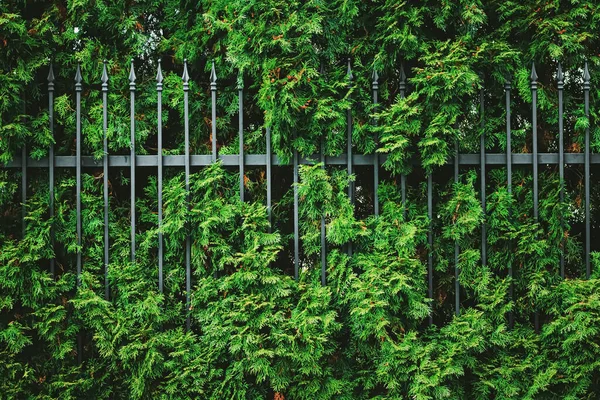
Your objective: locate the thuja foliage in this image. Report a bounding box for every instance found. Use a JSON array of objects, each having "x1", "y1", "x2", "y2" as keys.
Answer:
[{"x1": 2, "y1": 0, "x2": 600, "y2": 398}]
